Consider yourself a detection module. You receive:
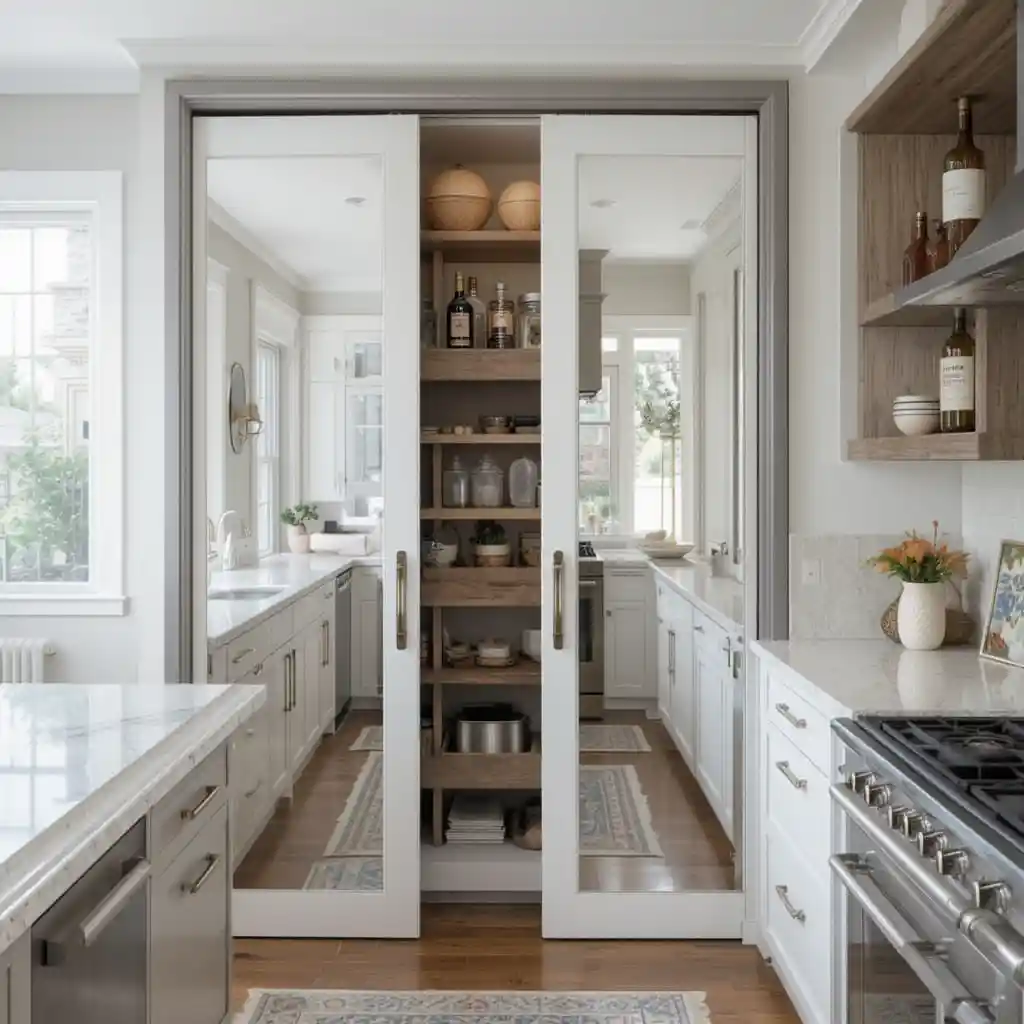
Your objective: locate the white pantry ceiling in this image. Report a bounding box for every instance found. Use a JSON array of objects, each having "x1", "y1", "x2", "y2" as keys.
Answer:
[{"x1": 0, "y1": 0, "x2": 829, "y2": 83}]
